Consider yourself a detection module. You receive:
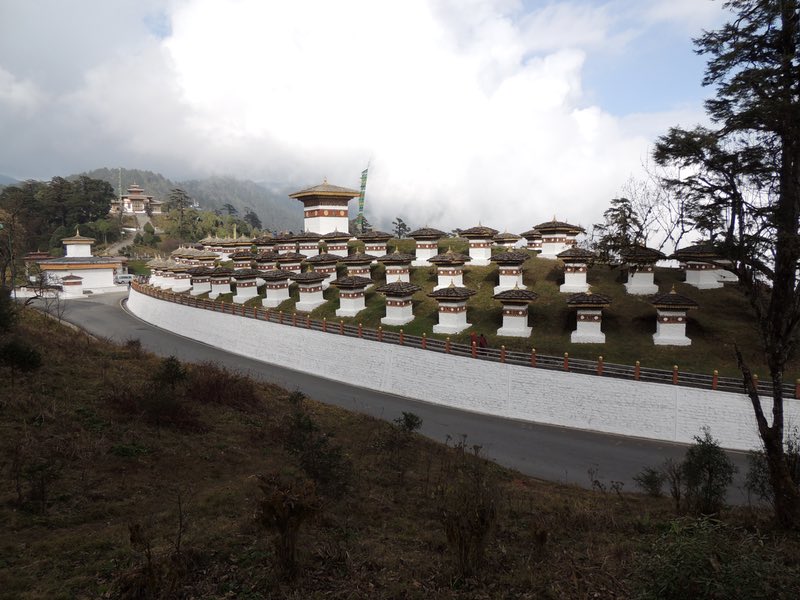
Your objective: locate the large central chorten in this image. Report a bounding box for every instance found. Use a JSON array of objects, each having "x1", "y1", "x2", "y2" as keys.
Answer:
[{"x1": 288, "y1": 179, "x2": 360, "y2": 235}]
